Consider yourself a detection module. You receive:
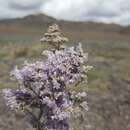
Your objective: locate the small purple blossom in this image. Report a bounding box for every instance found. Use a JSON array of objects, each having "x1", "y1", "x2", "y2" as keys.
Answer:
[{"x1": 3, "y1": 89, "x2": 31, "y2": 111}]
